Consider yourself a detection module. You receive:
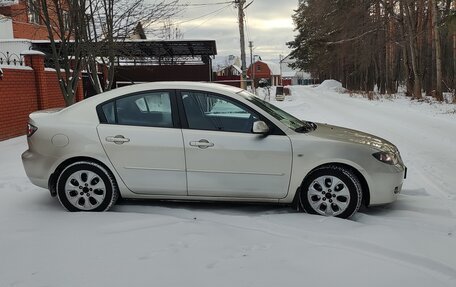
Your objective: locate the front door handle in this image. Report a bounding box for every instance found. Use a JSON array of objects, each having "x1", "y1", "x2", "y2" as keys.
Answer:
[
  {"x1": 106, "y1": 135, "x2": 130, "y2": 145},
  {"x1": 189, "y1": 139, "x2": 214, "y2": 149}
]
